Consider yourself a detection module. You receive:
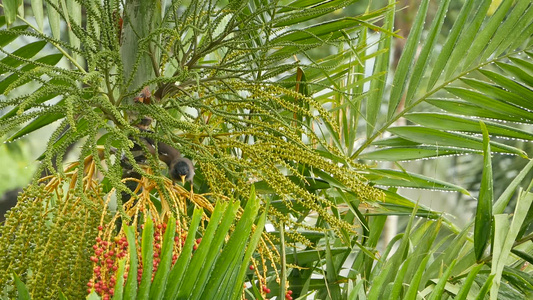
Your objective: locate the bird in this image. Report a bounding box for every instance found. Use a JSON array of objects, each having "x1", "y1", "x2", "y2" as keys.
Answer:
[
  {"x1": 155, "y1": 141, "x2": 195, "y2": 185},
  {"x1": 121, "y1": 117, "x2": 194, "y2": 185},
  {"x1": 129, "y1": 90, "x2": 195, "y2": 184},
  {"x1": 114, "y1": 137, "x2": 194, "y2": 233}
]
